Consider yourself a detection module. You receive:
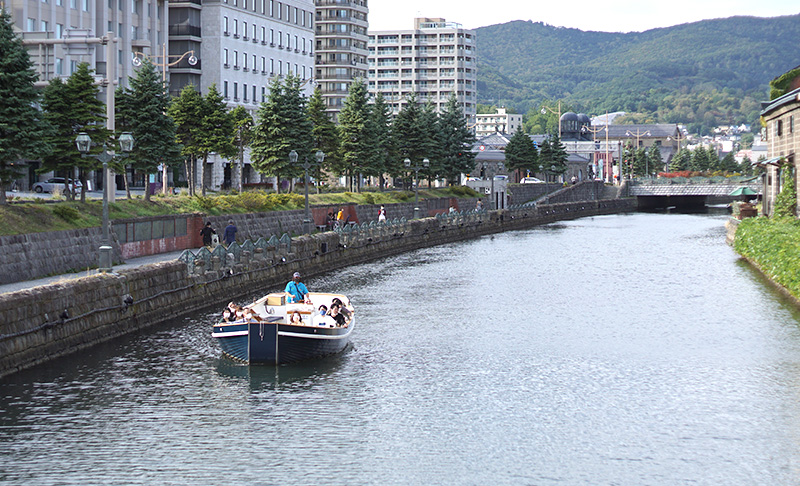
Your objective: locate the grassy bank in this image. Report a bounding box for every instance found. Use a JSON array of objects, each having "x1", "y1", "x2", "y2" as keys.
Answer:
[
  {"x1": 0, "y1": 187, "x2": 477, "y2": 236},
  {"x1": 733, "y1": 217, "x2": 800, "y2": 299}
]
